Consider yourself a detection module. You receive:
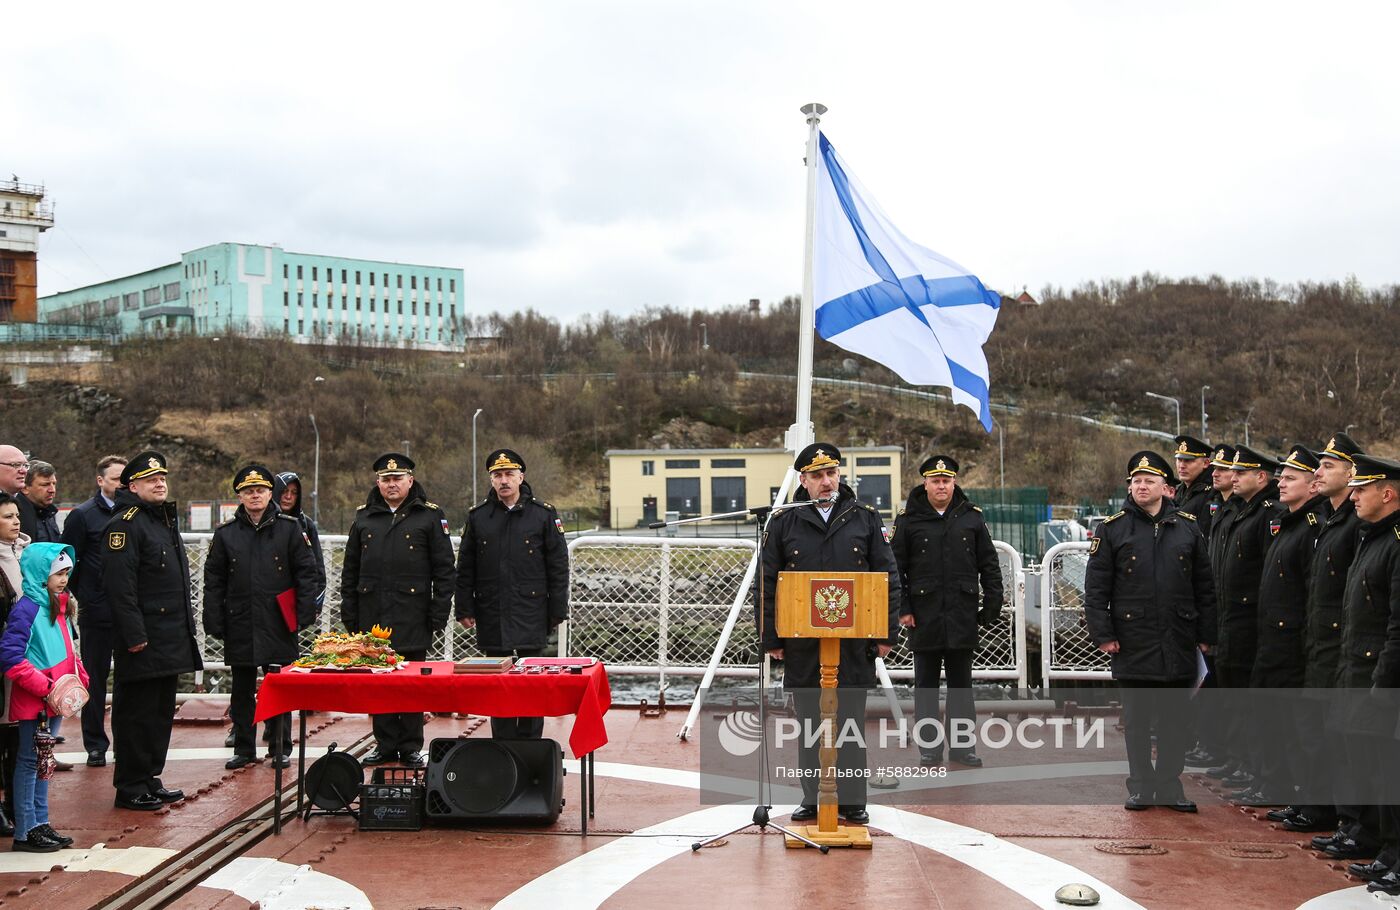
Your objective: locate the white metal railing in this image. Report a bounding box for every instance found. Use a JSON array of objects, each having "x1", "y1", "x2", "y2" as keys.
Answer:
[
  {"x1": 181, "y1": 533, "x2": 1034, "y2": 693},
  {"x1": 1039, "y1": 541, "x2": 1111, "y2": 682}
]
